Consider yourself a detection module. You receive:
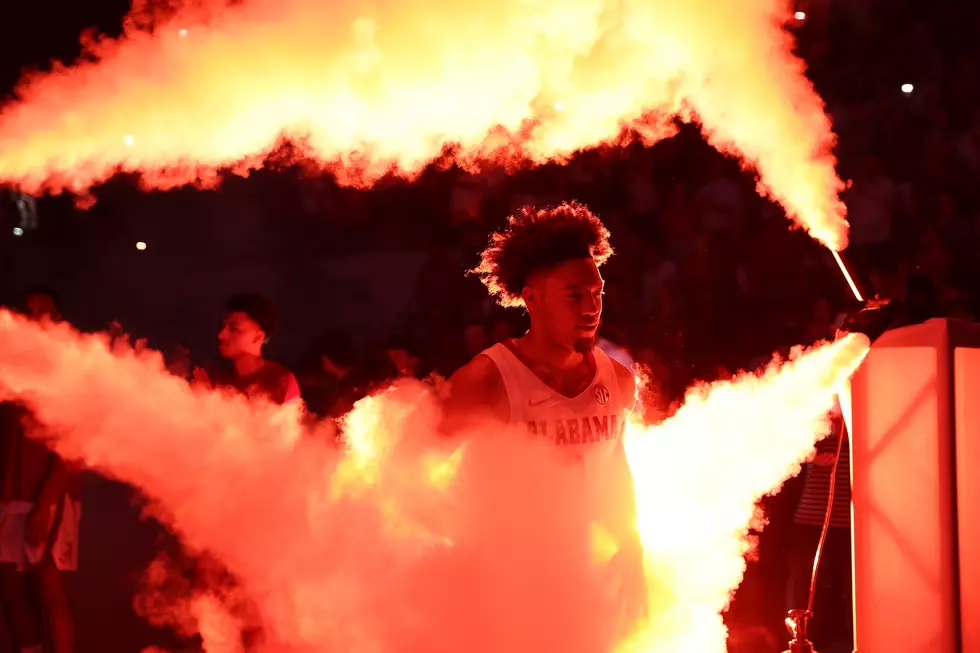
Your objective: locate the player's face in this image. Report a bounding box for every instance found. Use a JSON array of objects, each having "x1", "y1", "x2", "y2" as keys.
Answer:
[
  {"x1": 218, "y1": 311, "x2": 265, "y2": 360},
  {"x1": 527, "y1": 258, "x2": 604, "y2": 352}
]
